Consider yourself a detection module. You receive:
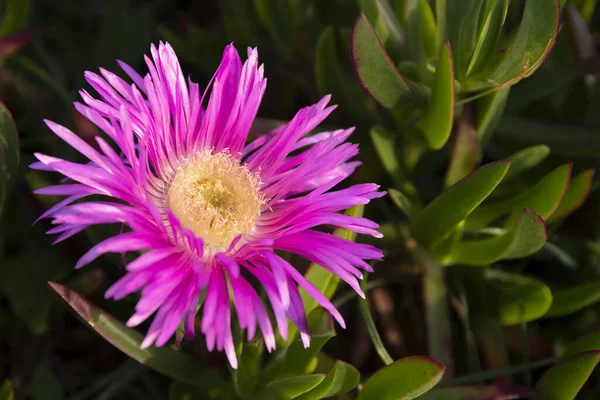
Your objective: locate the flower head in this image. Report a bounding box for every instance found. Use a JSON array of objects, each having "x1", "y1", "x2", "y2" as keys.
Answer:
[{"x1": 33, "y1": 42, "x2": 384, "y2": 367}]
